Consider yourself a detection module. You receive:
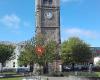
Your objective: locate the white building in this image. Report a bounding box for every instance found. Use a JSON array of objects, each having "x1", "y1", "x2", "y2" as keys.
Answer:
[
  {"x1": 0, "y1": 41, "x2": 28, "y2": 69},
  {"x1": 5, "y1": 44, "x2": 22, "y2": 68}
]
